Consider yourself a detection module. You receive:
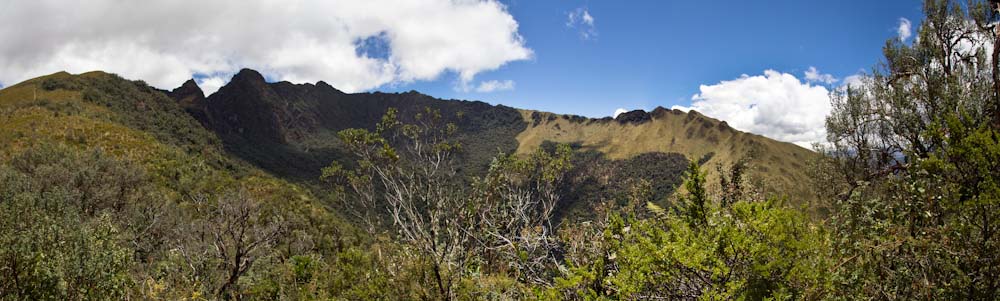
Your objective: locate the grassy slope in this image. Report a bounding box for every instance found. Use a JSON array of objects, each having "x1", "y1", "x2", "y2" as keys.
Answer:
[
  {"x1": 0, "y1": 71, "x2": 350, "y2": 242},
  {"x1": 514, "y1": 109, "x2": 820, "y2": 205}
]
